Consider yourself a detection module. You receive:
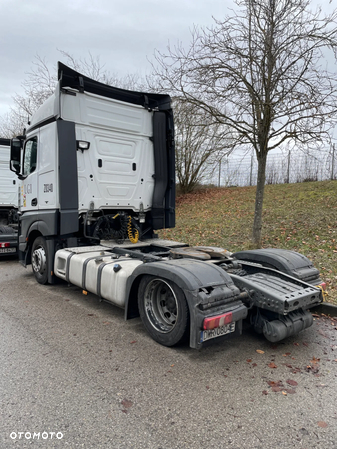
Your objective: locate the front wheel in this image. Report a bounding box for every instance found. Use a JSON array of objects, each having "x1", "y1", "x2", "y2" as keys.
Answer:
[
  {"x1": 31, "y1": 236, "x2": 49, "y2": 285},
  {"x1": 138, "y1": 275, "x2": 189, "y2": 346}
]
